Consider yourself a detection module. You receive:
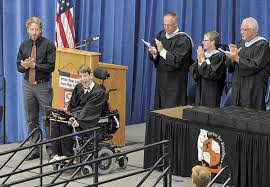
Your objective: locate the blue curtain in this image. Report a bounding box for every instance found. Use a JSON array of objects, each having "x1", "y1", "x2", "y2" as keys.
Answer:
[
  {"x1": 1, "y1": 0, "x2": 270, "y2": 142},
  {"x1": 0, "y1": 0, "x2": 56, "y2": 142}
]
